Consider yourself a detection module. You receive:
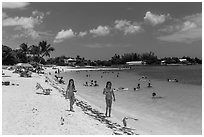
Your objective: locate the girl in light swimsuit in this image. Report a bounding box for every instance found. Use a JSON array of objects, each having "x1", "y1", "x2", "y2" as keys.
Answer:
[
  {"x1": 66, "y1": 79, "x2": 77, "y2": 112},
  {"x1": 103, "y1": 81, "x2": 116, "y2": 117}
]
